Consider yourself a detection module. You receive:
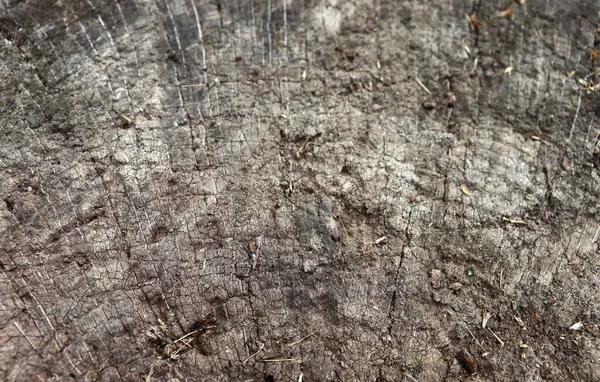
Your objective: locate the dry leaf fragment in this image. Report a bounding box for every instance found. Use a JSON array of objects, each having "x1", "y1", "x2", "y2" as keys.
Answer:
[
  {"x1": 482, "y1": 310, "x2": 492, "y2": 329},
  {"x1": 590, "y1": 49, "x2": 599, "y2": 62},
  {"x1": 570, "y1": 322, "x2": 584, "y2": 331},
  {"x1": 457, "y1": 350, "x2": 478, "y2": 374},
  {"x1": 460, "y1": 185, "x2": 471, "y2": 196},
  {"x1": 567, "y1": 71, "x2": 575, "y2": 78},
  {"x1": 498, "y1": 6, "x2": 513, "y2": 18}
]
